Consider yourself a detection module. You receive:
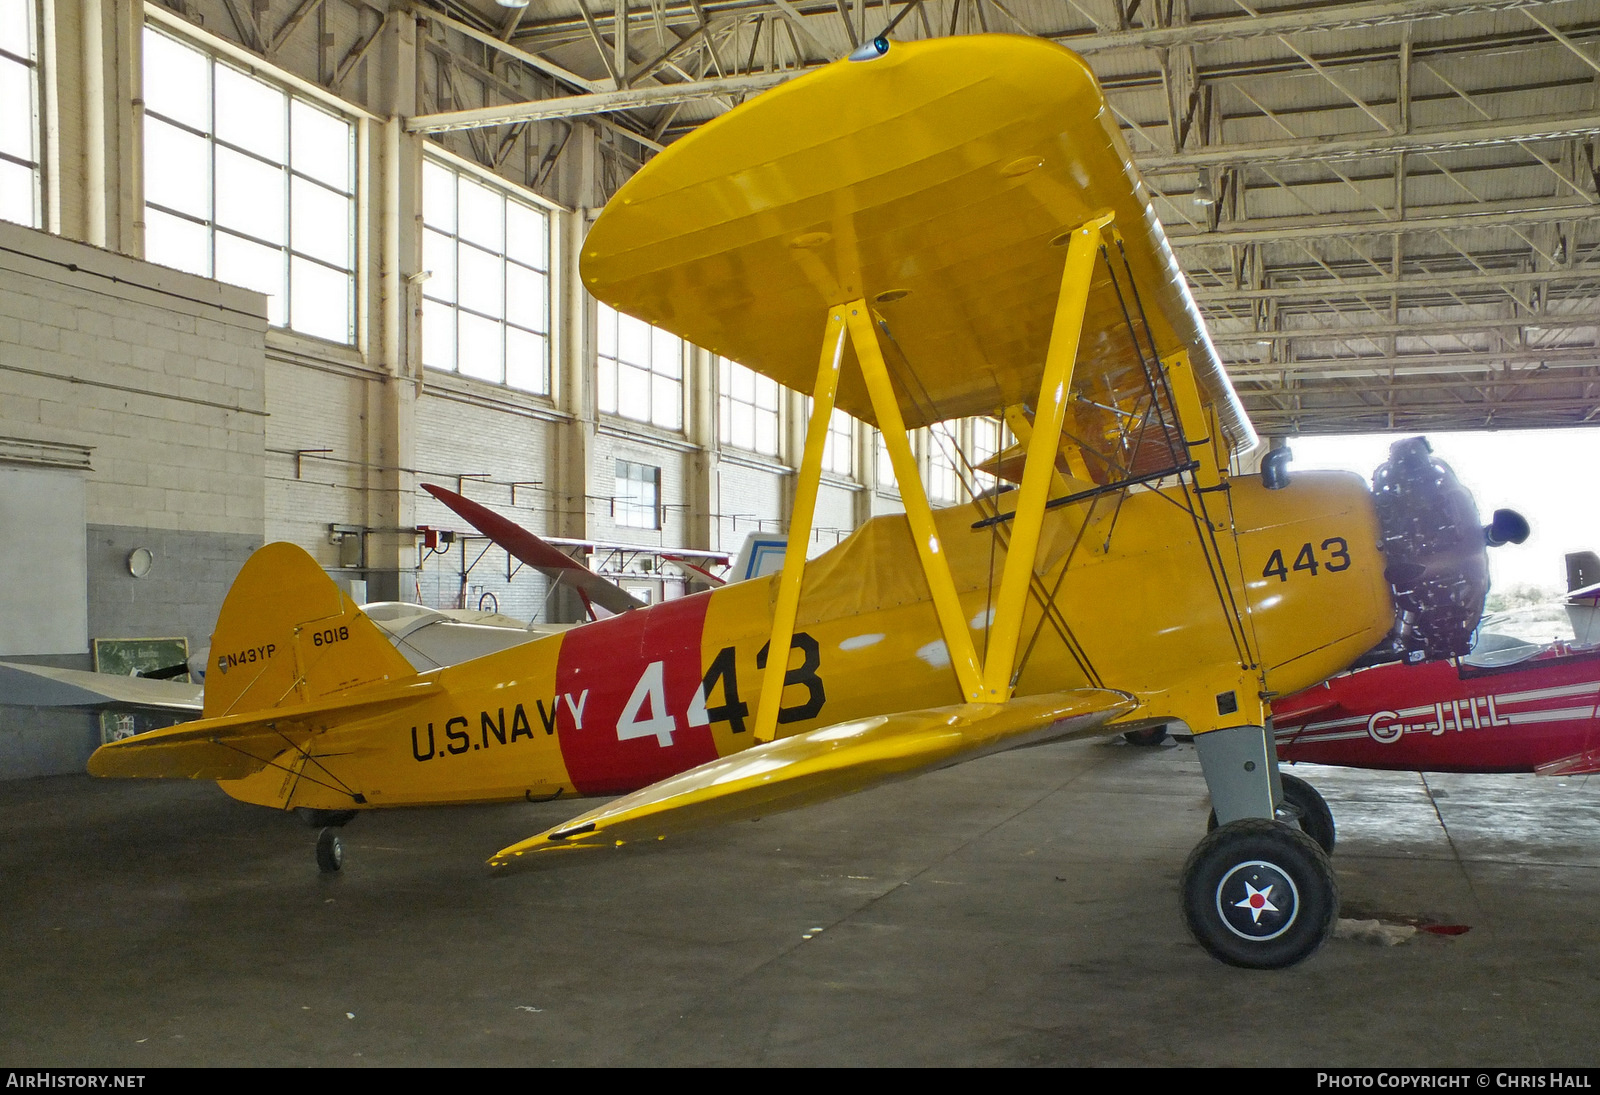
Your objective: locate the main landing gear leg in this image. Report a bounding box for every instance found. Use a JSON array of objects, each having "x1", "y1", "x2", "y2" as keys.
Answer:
[{"x1": 1184, "y1": 724, "x2": 1338, "y2": 968}]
